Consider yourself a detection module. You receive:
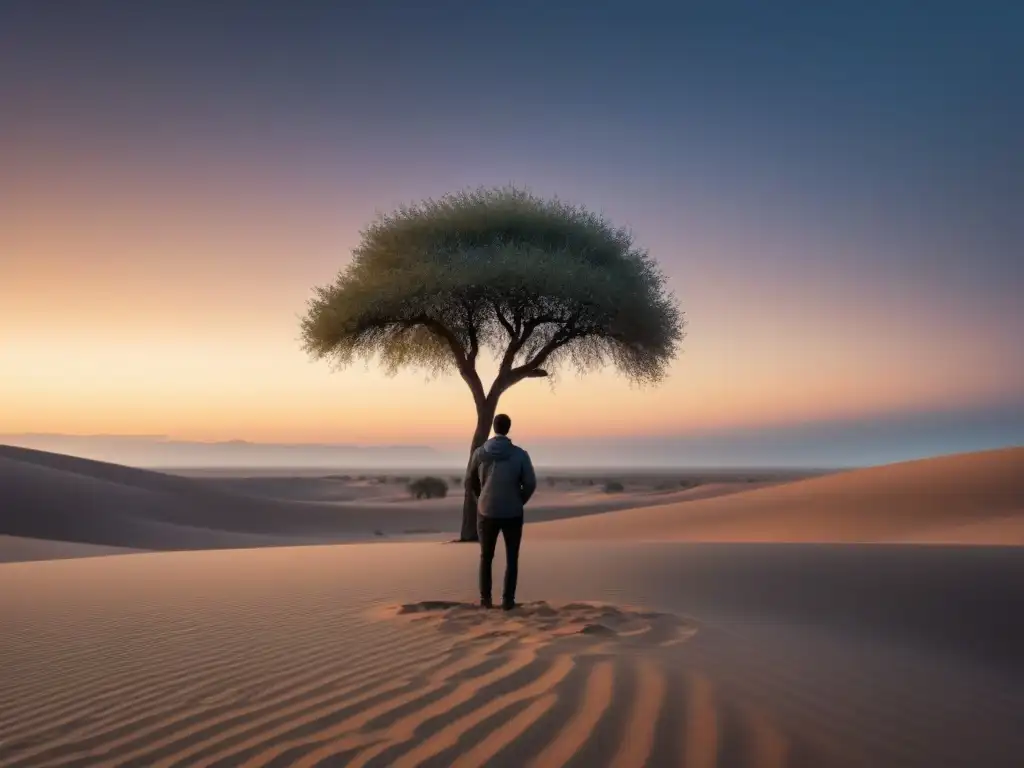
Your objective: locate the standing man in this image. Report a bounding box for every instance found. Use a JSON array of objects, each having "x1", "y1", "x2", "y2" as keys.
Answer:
[{"x1": 466, "y1": 413, "x2": 537, "y2": 610}]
